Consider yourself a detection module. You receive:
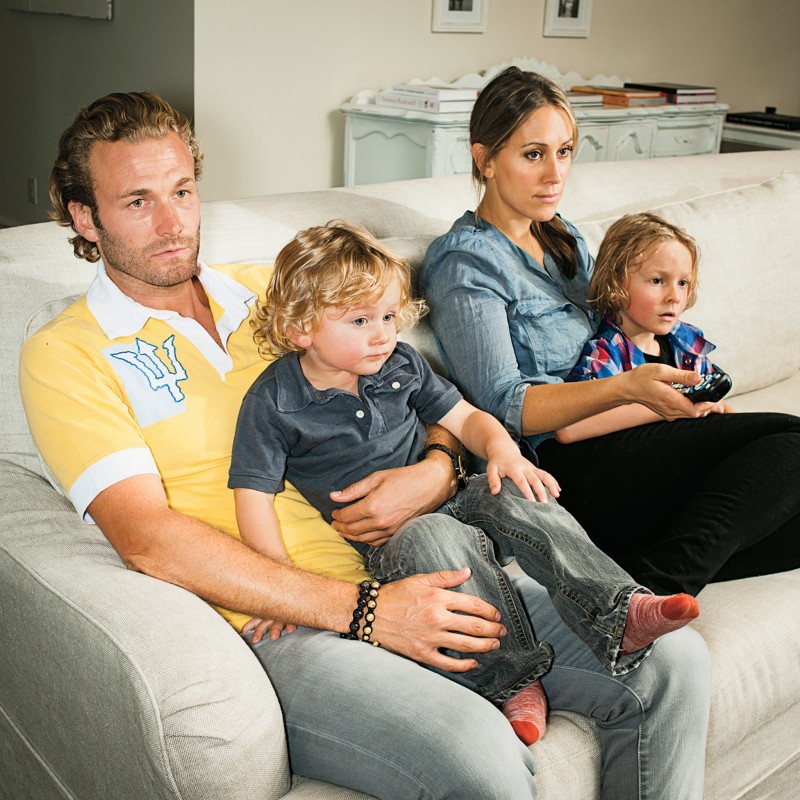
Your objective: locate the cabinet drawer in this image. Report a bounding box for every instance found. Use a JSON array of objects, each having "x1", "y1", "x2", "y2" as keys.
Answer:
[
  {"x1": 574, "y1": 125, "x2": 610, "y2": 163},
  {"x1": 655, "y1": 119, "x2": 721, "y2": 157},
  {"x1": 607, "y1": 122, "x2": 655, "y2": 160},
  {"x1": 430, "y1": 127, "x2": 472, "y2": 176}
]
